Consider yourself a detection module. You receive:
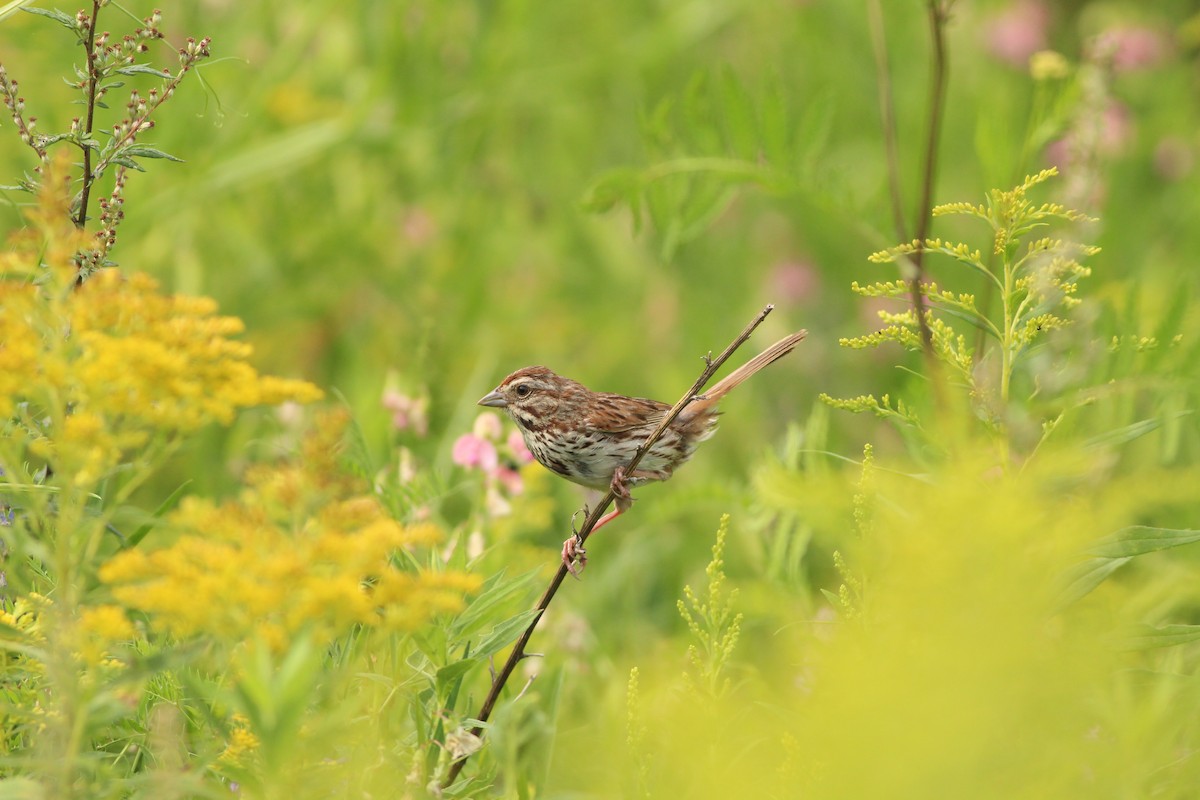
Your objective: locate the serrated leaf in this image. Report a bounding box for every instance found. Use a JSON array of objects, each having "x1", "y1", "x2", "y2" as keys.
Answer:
[
  {"x1": 1117, "y1": 623, "x2": 1200, "y2": 651},
  {"x1": 473, "y1": 608, "x2": 542, "y2": 661},
  {"x1": 1087, "y1": 526, "x2": 1200, "y2": 559},
  {"x1": 120, "y1": 145, "x2": 184, "y2": 162},
  {"x1": 1056, "y1": 556, "x2": 1130, "y2": 609}
]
